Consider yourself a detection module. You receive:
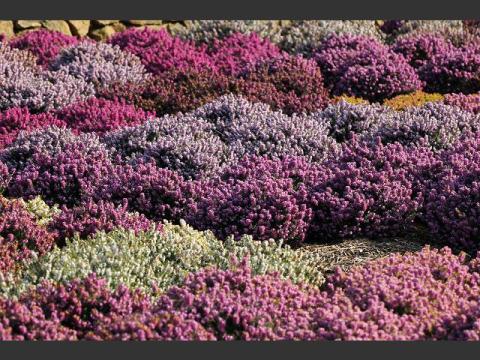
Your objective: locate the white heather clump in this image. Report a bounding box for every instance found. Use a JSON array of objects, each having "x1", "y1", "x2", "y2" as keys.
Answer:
[
  {"x1": 395, "y1": 20, "x2": 468, "y2": 45},
  {"x1": 50, "y1": 41, "x2": 150, "y2": 89},
  {"x1": 4, "y1": 221, "x2": 324, "y2": 298},
  {"x1": 174, "y1": 20, "x2": 284, "y2": 45},
  {"x1": 279, "y1": 20, "x2": 385, "y2": 55},
  {"x1": 19, "y1": 196, "x2": 60, "y2": 226}
]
